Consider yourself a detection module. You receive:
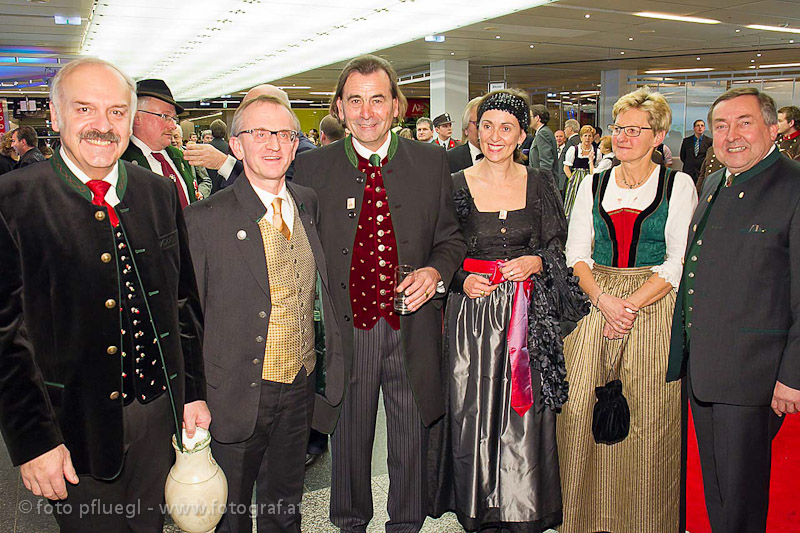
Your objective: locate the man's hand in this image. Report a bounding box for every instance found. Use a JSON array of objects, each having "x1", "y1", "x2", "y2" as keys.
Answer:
[
  {"x1": 20, "y1": 444, "x2": 78, "y2": 500},
  {"x1": 771, "y1": 381, "x2": 800, "y2": 417},
  {"x1": 396, "y1": 267, "x2": 441, "y2": 312},
  {"x1": 183, "y1": 400, "x2": 212, "y2": 438},
  {"x1": 183, "y1": 144, "x2": 227, "y2": 170}
]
